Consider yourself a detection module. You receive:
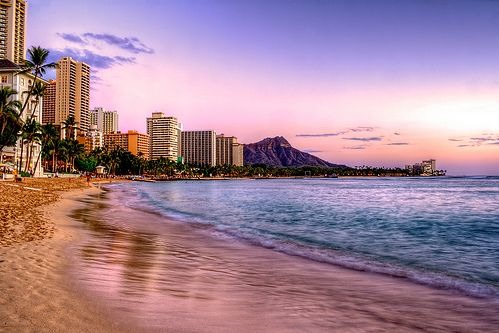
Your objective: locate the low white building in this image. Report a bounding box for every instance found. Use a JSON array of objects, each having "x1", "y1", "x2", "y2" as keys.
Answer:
[{"x1": 0, "y1": 59, "x2": 46, "y2": 177}]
